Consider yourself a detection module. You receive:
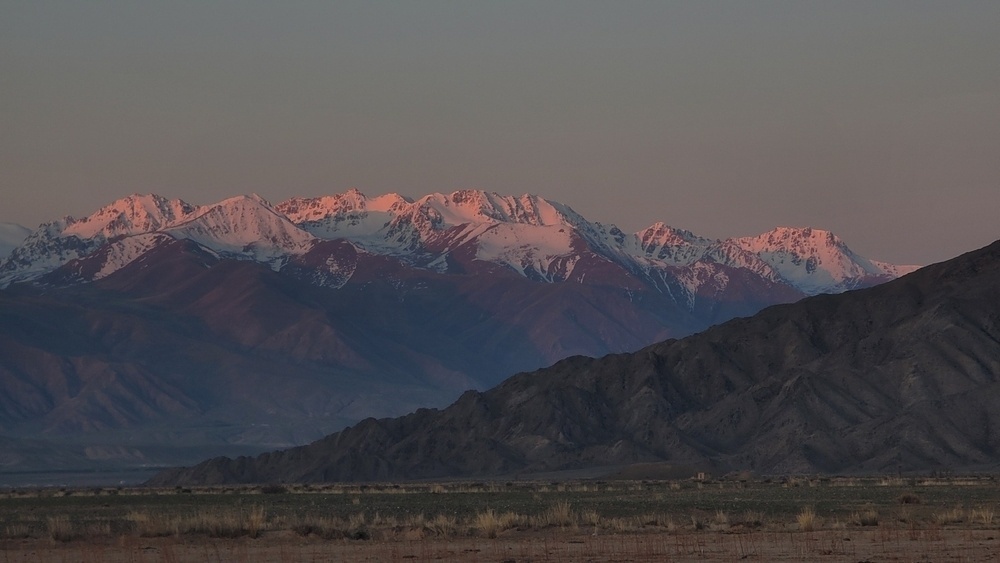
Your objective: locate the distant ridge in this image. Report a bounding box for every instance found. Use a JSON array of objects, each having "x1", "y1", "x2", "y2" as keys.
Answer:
[
  {"x1": 149, "y1": 239, "x2": 1000, "y2": 485},
  {"x1": 1, "y1": 189, "x2": 915, "y2": 295}
]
